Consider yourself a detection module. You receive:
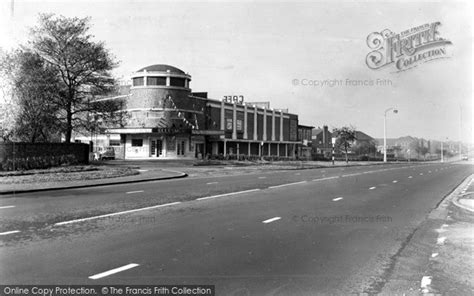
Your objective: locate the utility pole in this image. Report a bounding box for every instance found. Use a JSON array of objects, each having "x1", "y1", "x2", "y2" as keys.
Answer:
[
  {"x1": 459, "y1": 105, "x2": 462, "y2": 160},
  {"x1": 383, "y1": 108, "x2": 398, "y2": 162},
  {"x1": 441, "y1": 140, "x2": 444, "y2": 162}
]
